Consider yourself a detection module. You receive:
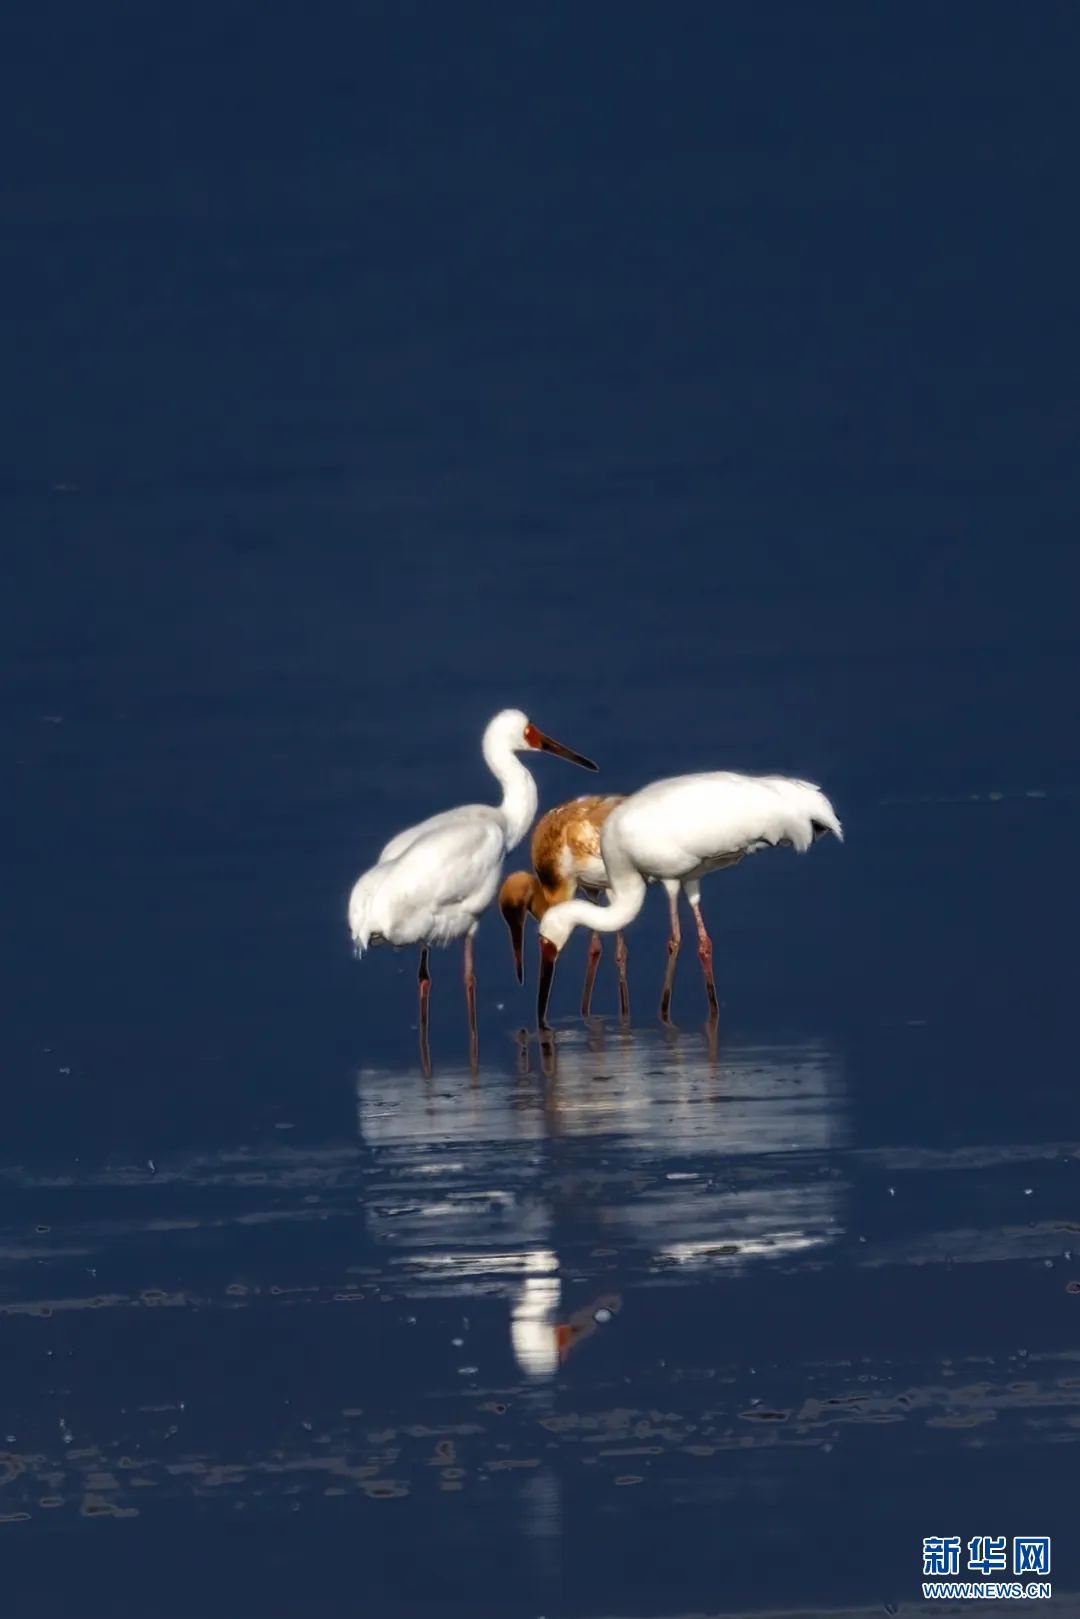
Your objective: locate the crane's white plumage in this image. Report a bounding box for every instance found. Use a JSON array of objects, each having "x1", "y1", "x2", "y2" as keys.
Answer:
[
  {"x1": 607, "y1": 772, "x2": 842, "y2": 886},
  {"x1": 350, "y1": 814, "x2": 506, "y2": 951},
  {"x1": 378, "y1": 806, "x2": 491, "y2": 865}
]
